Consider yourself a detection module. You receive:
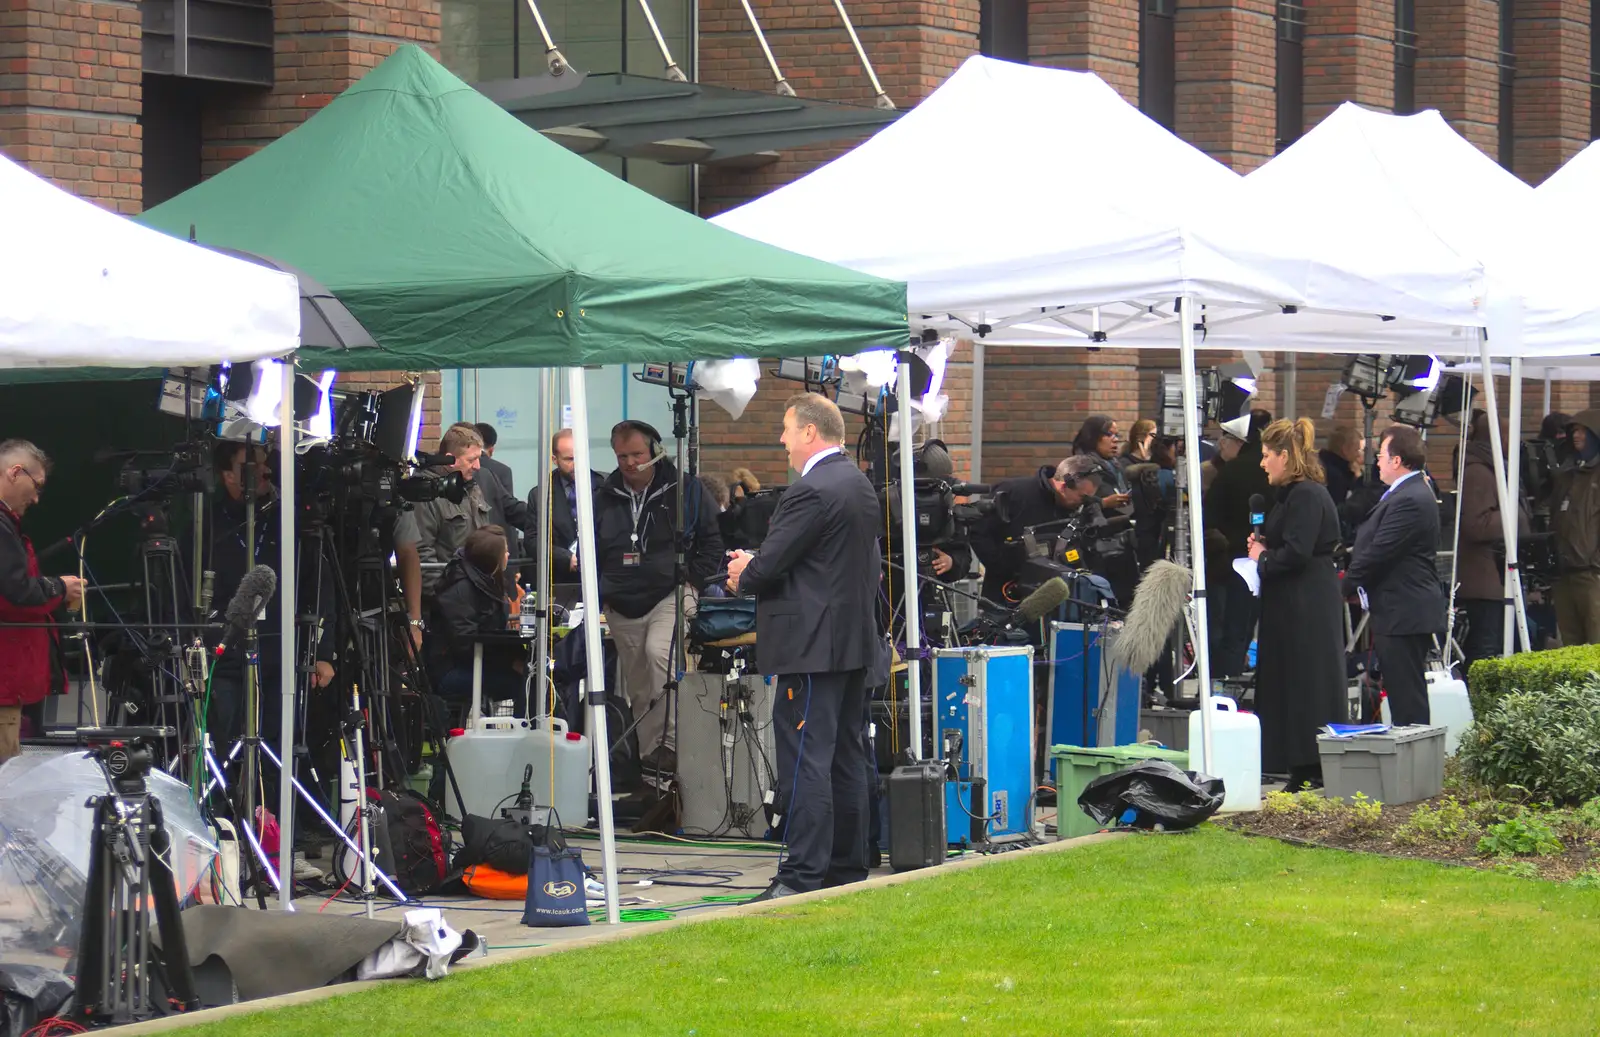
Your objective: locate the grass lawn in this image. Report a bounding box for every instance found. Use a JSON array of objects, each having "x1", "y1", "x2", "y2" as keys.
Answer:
[{"x1": 189, "y1": 827, "x2": 1600, "y2": 1036}]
